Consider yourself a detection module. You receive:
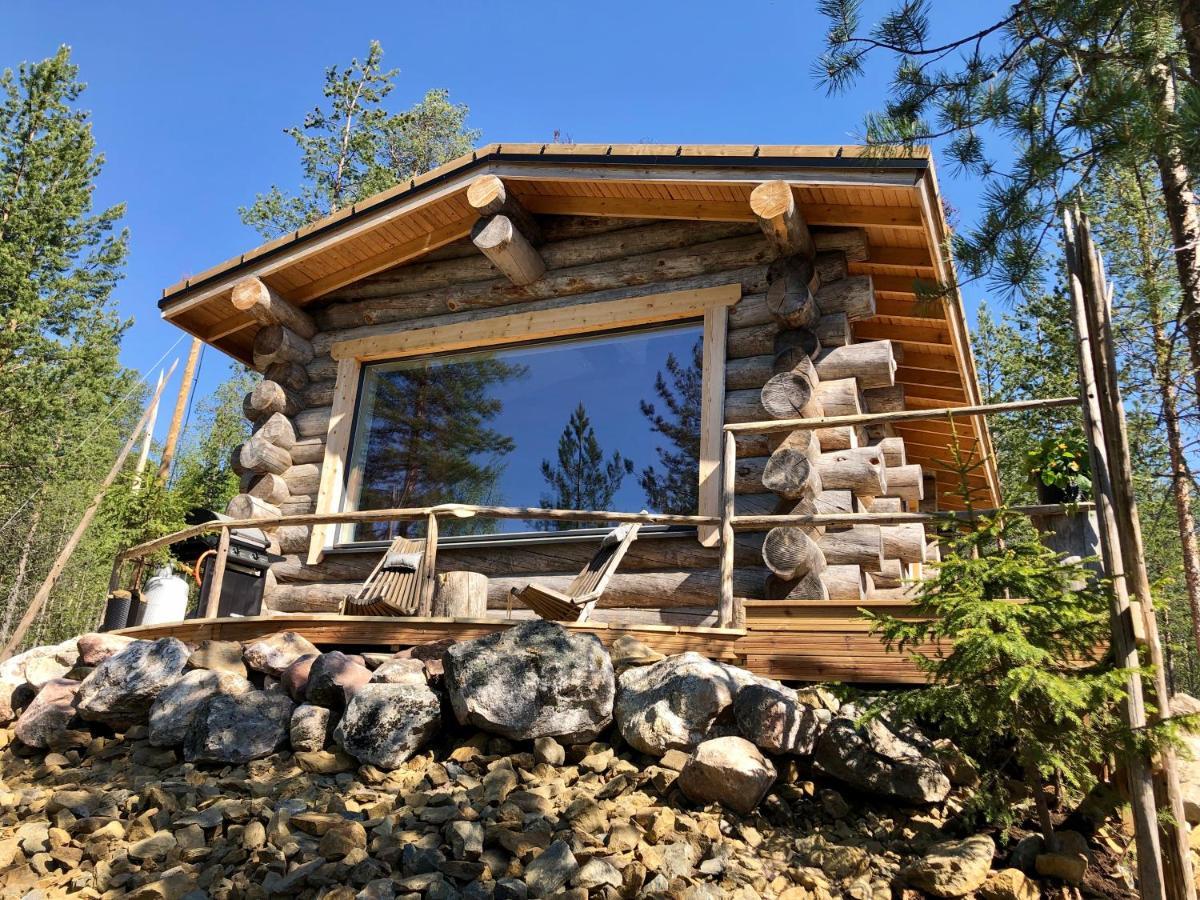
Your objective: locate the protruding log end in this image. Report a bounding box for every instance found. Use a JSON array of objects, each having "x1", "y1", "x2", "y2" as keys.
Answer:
[
  {"x1": 466, "y1": 174, "x2": 508, "y2": 216},
  {"x1": 750, "y1": 181, "x2": 814, "y2": 258},
  {"x1": 232, "y1": 277, "x2": 317, "y2": 340},
  {"x1": 762, "y1": 527, "x2": 827, "y2": 580},
  {"x1": 473, "y1": 215, "x2": 546, "y2": 286}
]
